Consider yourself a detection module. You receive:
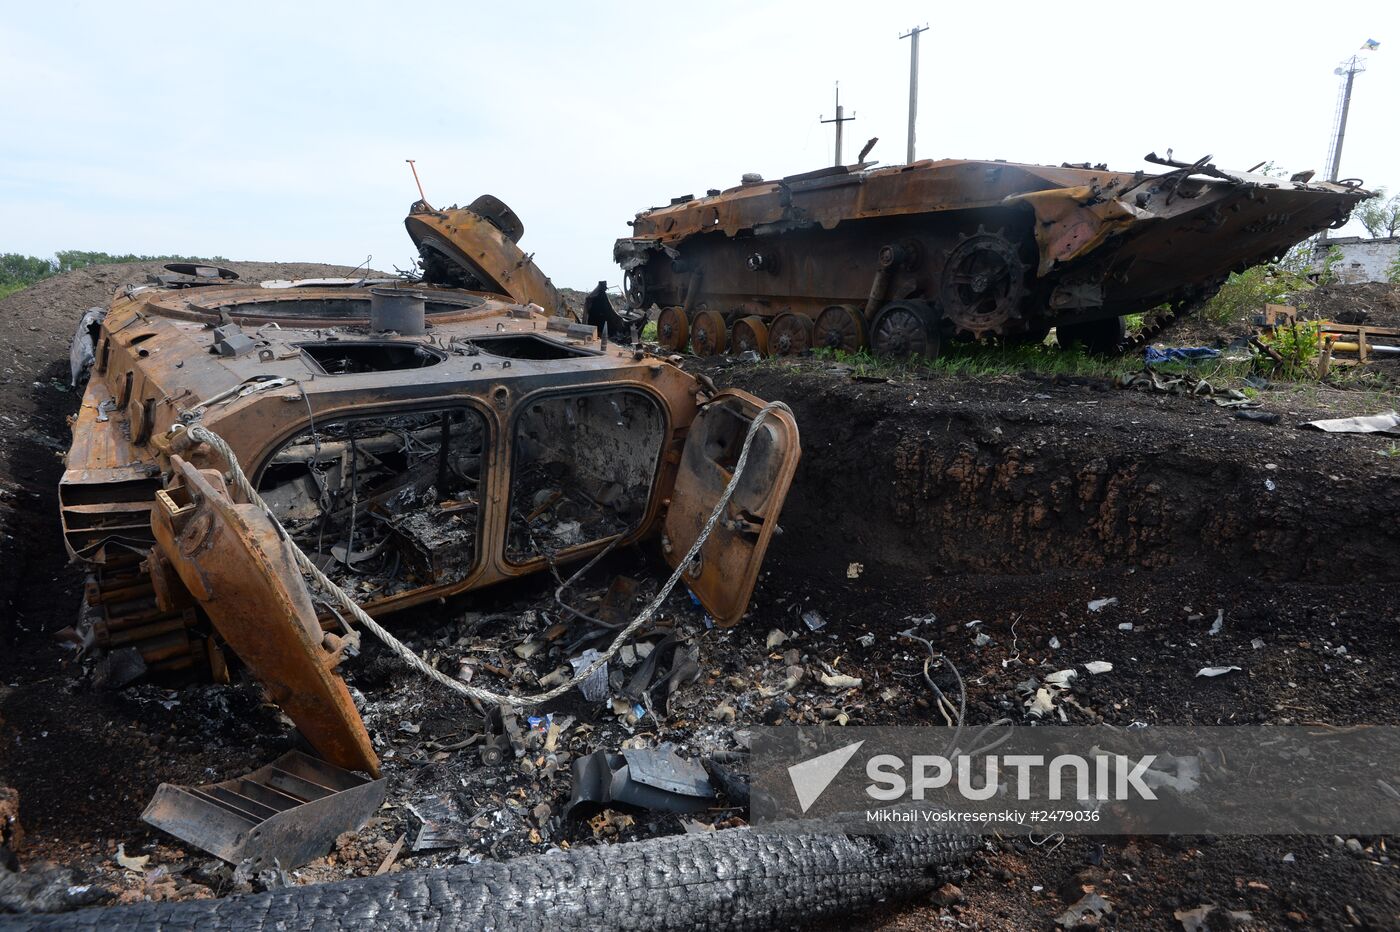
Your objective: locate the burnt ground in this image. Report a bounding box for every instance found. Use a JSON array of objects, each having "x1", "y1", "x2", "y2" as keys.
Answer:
[{"x1": 1, "y1": 265, "x2": 1399, "y2": 927}]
